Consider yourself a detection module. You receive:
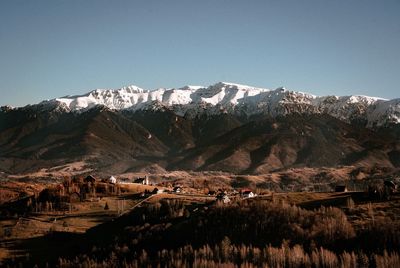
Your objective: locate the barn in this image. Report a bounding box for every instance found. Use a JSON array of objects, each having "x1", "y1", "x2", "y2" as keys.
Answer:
[{"x1": 335, "y1": 185, "x2": 348, "y2": 192}]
